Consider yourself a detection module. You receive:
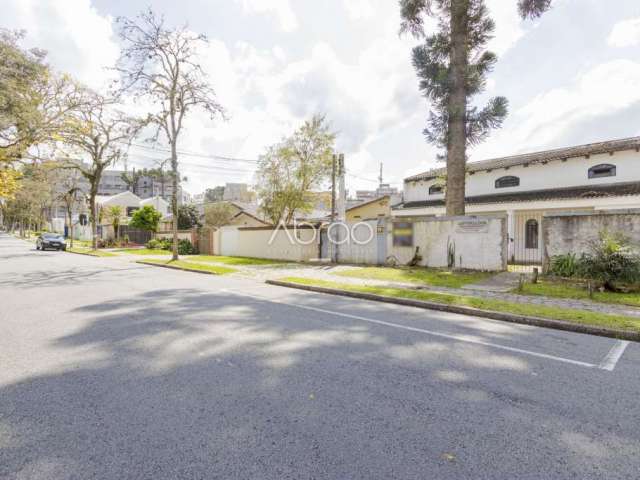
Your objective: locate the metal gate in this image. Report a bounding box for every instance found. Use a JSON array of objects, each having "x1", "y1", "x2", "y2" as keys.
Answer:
[
  {"x1": 508, "y1": 212, "x2": 543, "y2": 272},
  {"x1": 376, "y1": 219, "x2": 387, "y2": 265},
  {"x1": 119, "y1": 226, "x2": 152, "y2": 245}
]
